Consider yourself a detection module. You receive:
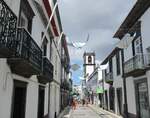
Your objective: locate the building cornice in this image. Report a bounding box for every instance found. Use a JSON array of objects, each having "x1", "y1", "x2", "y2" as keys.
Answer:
[
  {"x1": 83, "y1": 64, "x2": 96, "y2": 66},
  {"x1": 83, "y1": 52, "x2": 95, "y2": 57},
  {"x1": 114, "y1": 0, "x2": 150, "y2": 39},
  {"x1": 101, "y1": 48, "x2": 120, "y2": 65}
]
